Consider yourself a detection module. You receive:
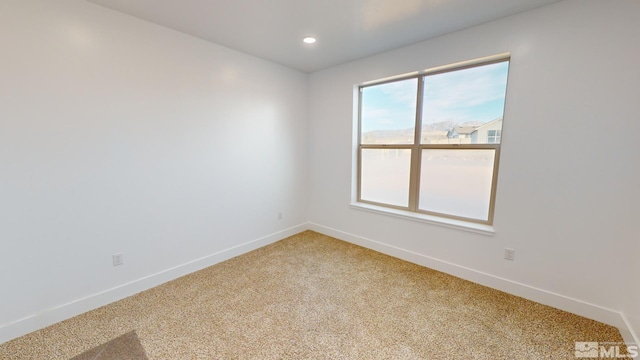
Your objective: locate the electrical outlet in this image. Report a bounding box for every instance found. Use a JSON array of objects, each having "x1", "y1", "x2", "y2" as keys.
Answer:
[
  {"x1": 278, "y1": 212, "x2": 283, "y2": 220},
  {"x1": 504, "y1": 248, "x2": 515, "y2": 261},
  {"x1": 112, "y1": 253, "x2": 123, "y2": 266}
]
